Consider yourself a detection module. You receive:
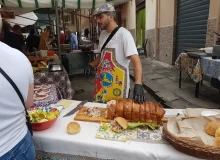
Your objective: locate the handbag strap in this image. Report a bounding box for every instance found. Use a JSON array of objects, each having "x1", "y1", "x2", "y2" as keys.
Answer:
[
  {"x1": 101, "y1": 26, "x2": 120, "y2": 53},
  {"x1": 0, "y1": 67, "x2": 27, "y2": 114}
]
